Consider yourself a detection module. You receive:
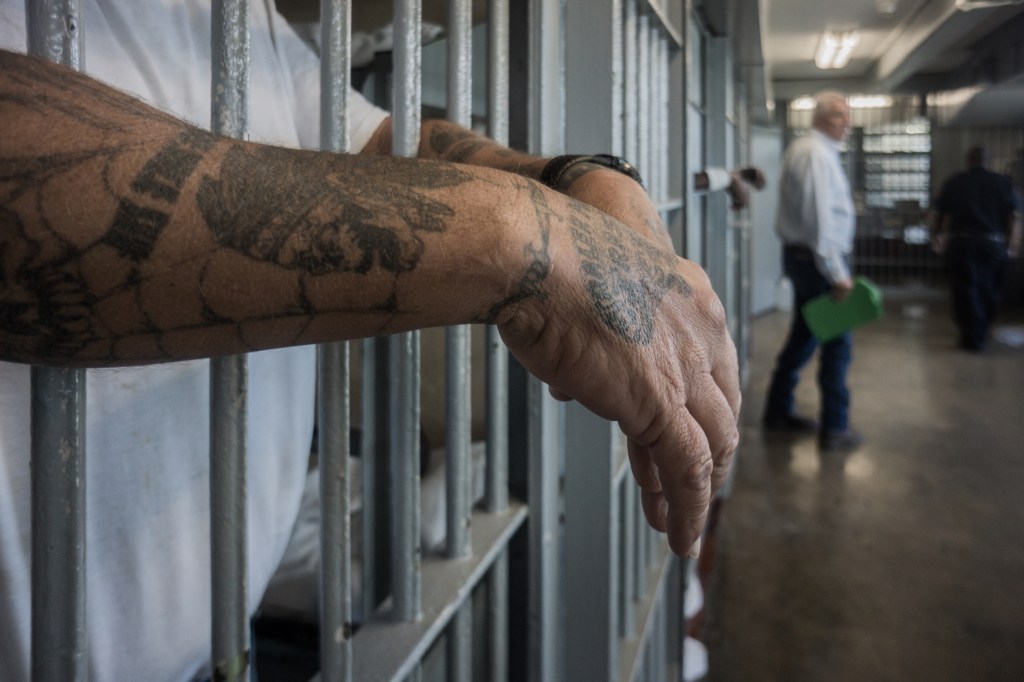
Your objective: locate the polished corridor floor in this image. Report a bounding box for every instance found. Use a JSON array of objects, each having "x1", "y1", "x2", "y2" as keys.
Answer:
[{"x1": 702, "y1": 289, "x2": 1024, "y2": 682}]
